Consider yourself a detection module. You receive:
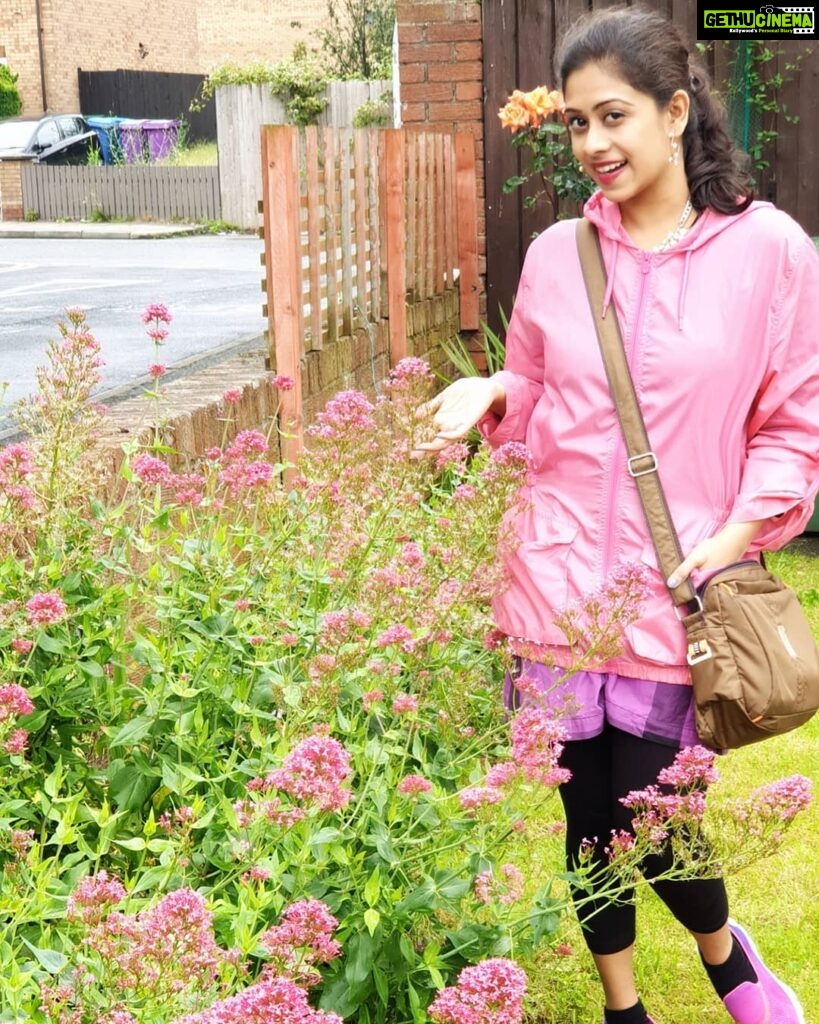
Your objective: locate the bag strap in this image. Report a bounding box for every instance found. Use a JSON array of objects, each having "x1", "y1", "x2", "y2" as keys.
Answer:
[{"x1": 575, "y1": 218, "x2": 699, "y2": 610}]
